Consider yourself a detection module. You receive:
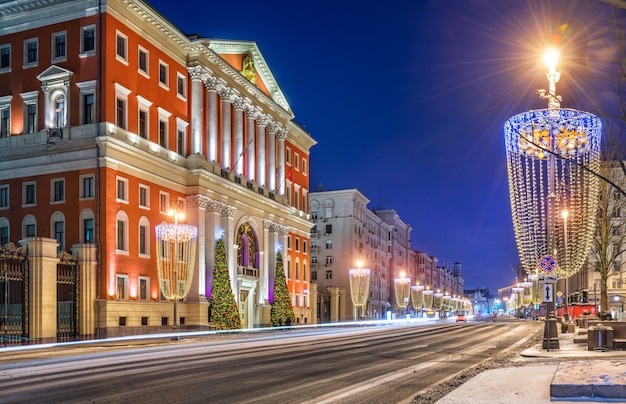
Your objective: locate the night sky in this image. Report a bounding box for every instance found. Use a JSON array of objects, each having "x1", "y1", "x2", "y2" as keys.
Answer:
[{"x1": 146, "y1": 0, "x2": 624, "y2": 294}]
